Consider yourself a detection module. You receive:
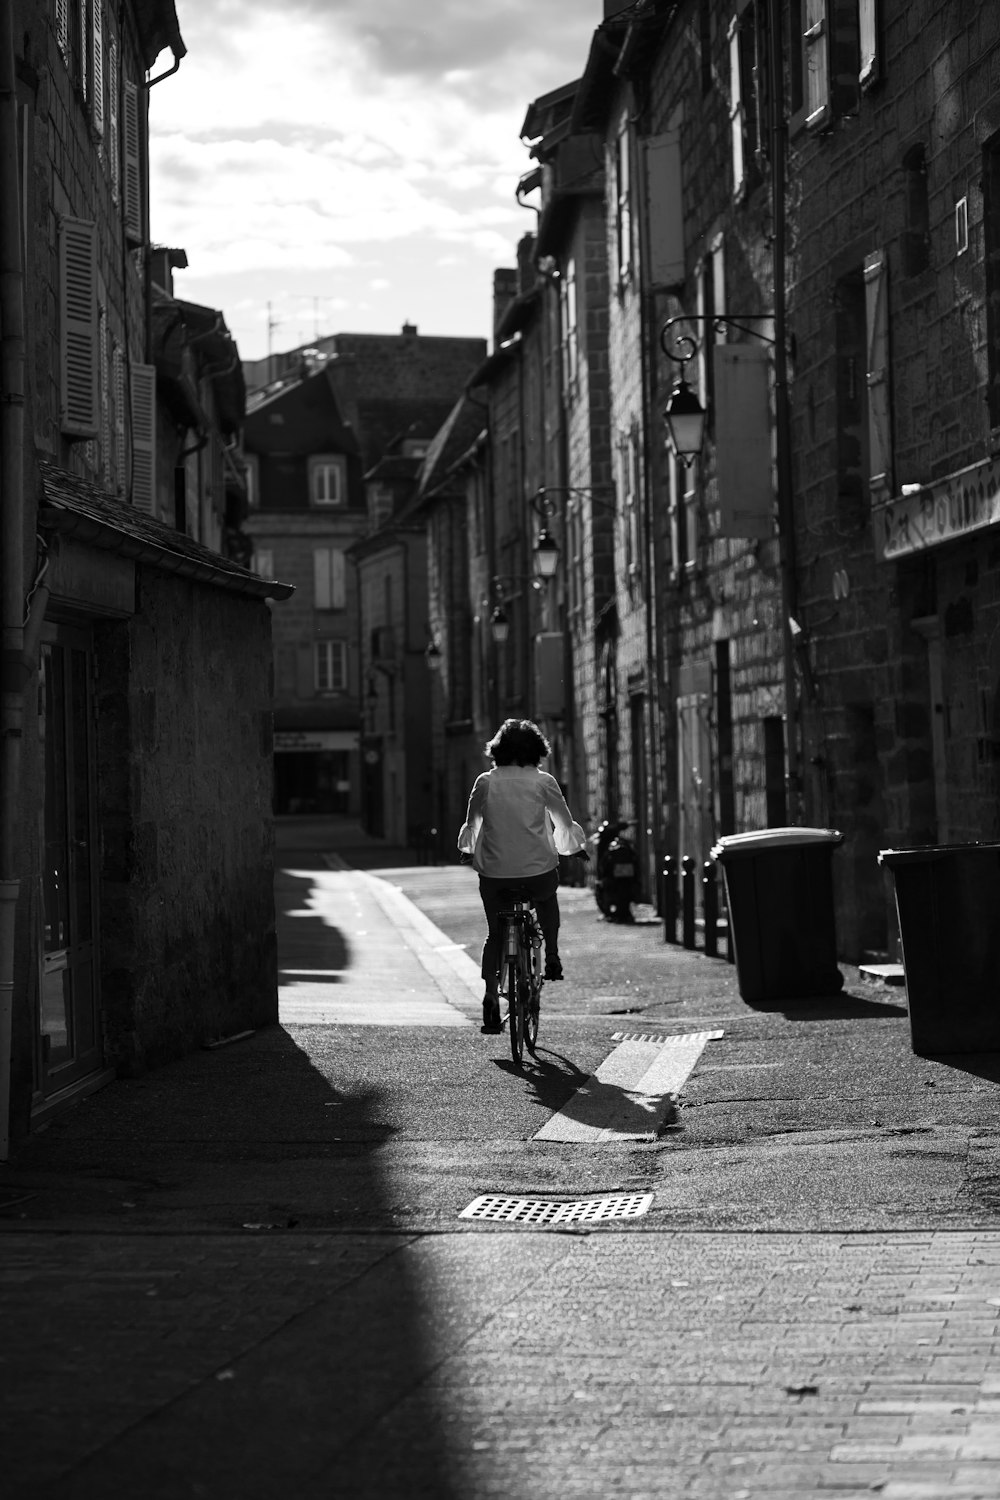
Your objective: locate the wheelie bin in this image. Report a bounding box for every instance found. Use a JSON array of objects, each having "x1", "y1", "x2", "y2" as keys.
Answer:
[
  {"x1": 878, "y1": 842, "x2": 1000, "y2": 1053},
  {"x1": 711, "y1": 828, "x2": 844, "y2": 1003}
]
